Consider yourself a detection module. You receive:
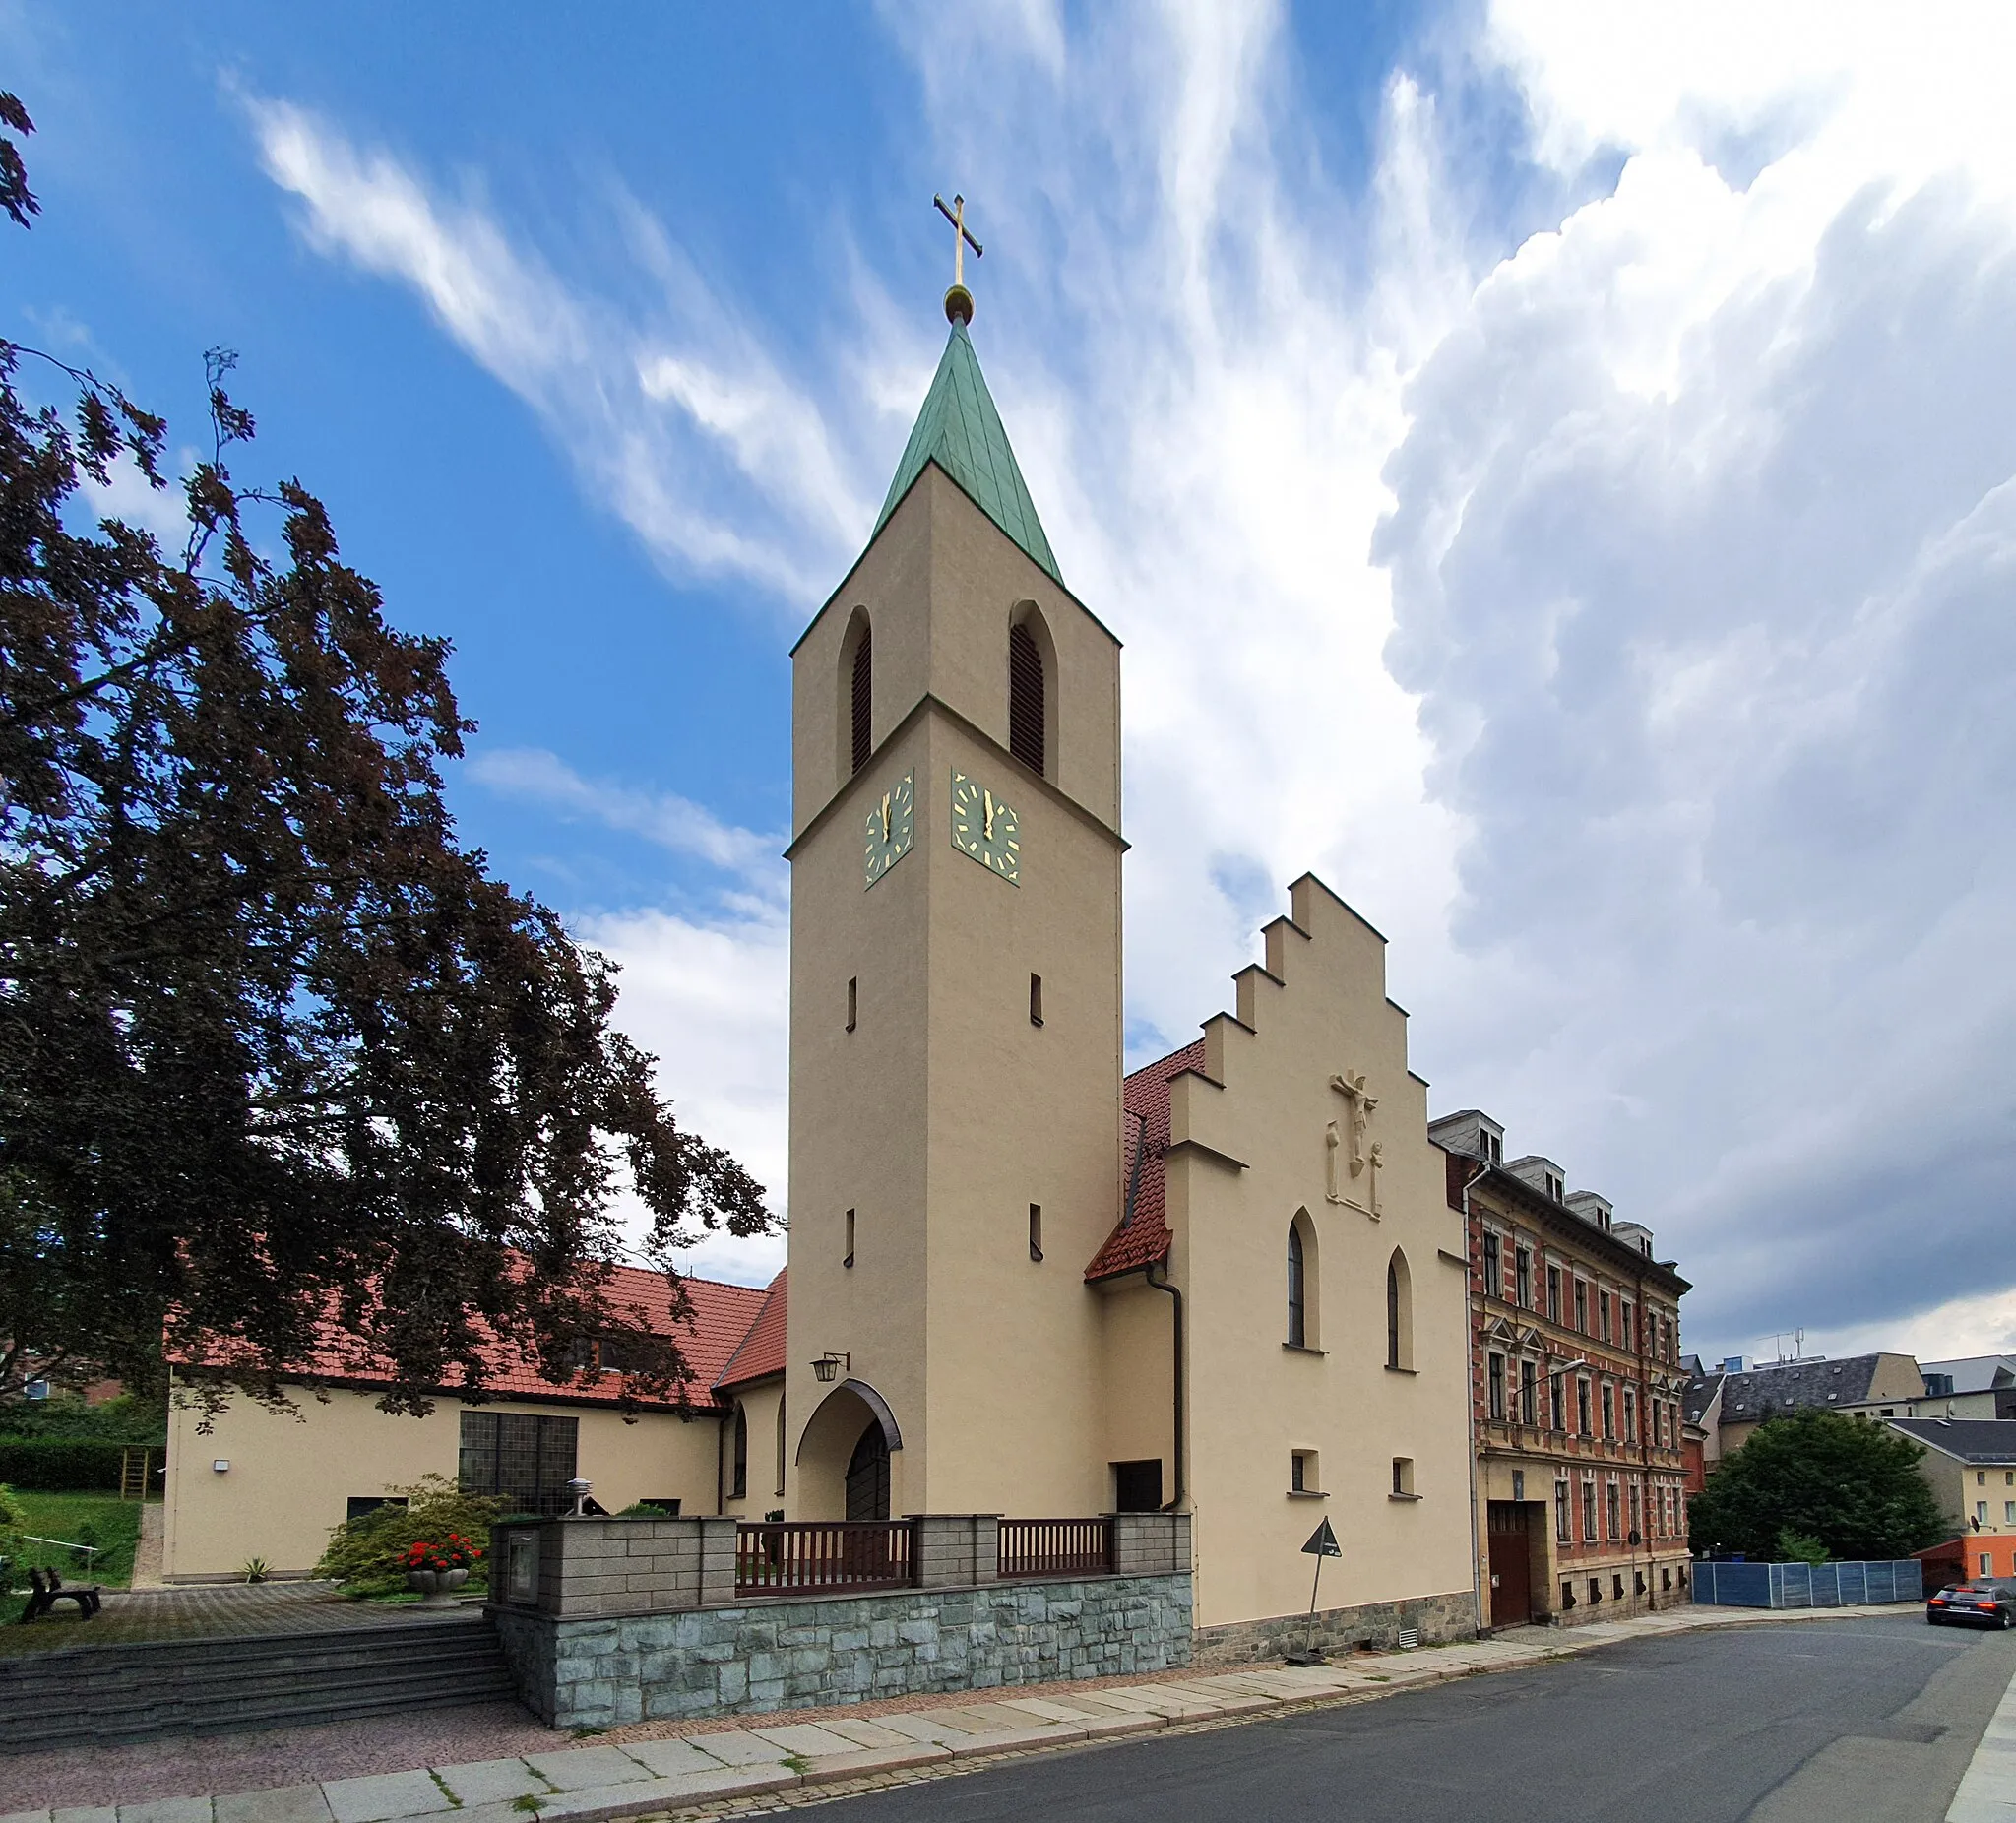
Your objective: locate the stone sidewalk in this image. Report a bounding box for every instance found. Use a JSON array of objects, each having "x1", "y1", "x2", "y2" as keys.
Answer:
[
  {"x1": 0, "y1": 1603, "x2": 1912, "y2": 1823},
  {"x1": 1947, "y1": 1649, "x2": 2016, "y2": 1821}
]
